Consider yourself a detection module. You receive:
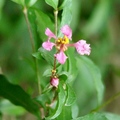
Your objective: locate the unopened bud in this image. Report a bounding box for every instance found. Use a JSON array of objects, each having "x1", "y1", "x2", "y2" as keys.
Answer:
[{"x1": 50, "y1": 77, "x2": 59, "y2": 87}]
